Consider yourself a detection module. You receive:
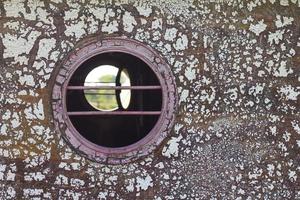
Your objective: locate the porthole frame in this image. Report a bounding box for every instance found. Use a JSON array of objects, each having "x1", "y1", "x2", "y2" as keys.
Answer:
[{"x1": 51, "y1": 37, "x2": 178, "y2": 164}]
